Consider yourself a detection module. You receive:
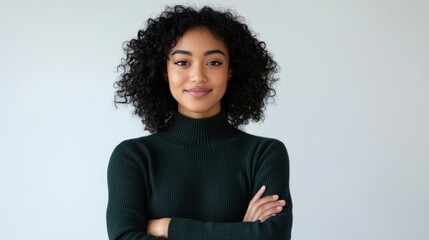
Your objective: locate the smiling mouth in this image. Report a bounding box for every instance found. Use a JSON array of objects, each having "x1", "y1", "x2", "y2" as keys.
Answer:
[{"x1": 184, "y1": 88, "x2": 212, "y2": 97}]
